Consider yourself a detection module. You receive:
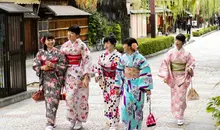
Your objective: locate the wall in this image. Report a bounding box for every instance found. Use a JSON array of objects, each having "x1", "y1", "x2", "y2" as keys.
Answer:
[{"x1": 130, "y1": 14, "x2": 147, "y2": 38}]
